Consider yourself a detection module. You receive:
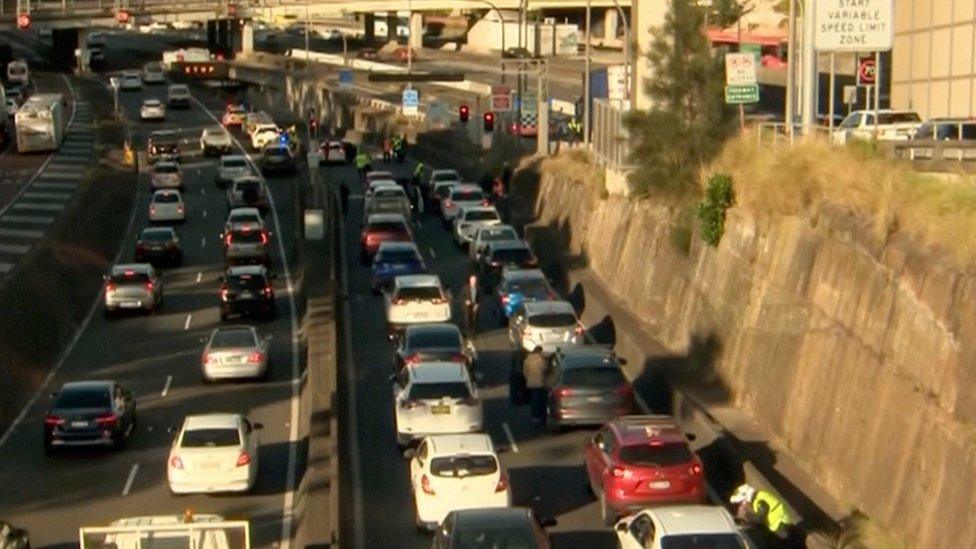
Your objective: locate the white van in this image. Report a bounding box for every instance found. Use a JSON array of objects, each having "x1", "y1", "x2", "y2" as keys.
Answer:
[{"x1": 6, "y1": 61, "x2": 28, "y2": 86}]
